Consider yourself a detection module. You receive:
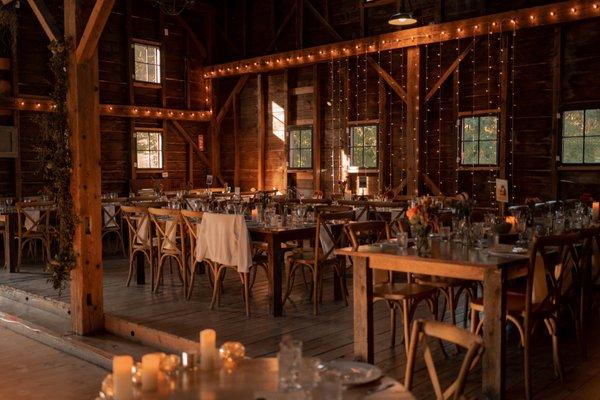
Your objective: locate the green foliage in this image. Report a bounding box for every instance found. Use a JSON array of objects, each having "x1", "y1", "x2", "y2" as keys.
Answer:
[
  {"x1": 33, "y1": 42, "x2": 77, "y2": 294},
  {"x1": 350, "y1": 125, "x2": 378, "y2": 168},
  {"x1": 289, "y1": 128, "x2": 312, "y2": 169},
  {"x1": 562, "y1": 109, "x2": 600, "y2": 164},
  {"x1": 460, "y1": 115, "x2": 498, "y2": 165}
]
